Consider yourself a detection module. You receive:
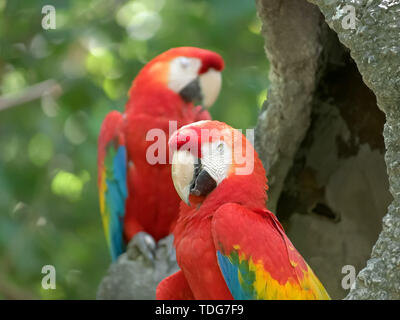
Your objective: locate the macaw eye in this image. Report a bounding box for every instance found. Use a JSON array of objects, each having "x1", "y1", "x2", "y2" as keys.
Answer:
[
  {"x1": 168, "y1": 56, "x2": 202, "y2": 95},
  {"x1": 178, "y1": 57, "x2": 190, "y2": 69}
]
